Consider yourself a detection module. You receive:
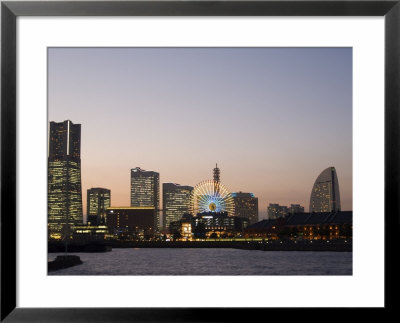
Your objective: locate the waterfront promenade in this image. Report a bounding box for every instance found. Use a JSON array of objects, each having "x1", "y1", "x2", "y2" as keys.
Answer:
[{"x1": 48, "y1": 239, "x2": 352, "y2": 252}]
